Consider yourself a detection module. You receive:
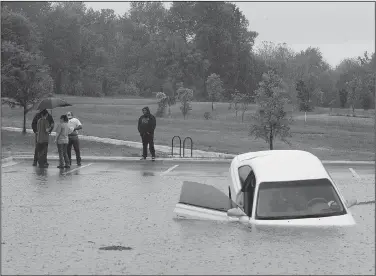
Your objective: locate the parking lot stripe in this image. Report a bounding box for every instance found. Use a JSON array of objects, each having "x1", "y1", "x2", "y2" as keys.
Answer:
[
  {"x1": 63, "y1": 163, "x2": 93, "y2": 176},
  {"x1": 160, "y1": 165, "x2": 179, "y2": 176},
  {"x1": 1, "y1": 161, "x2": 18, "y2": 168},
  {"x1": 349, "y1": 168, "x2": 361, "y2": 180}
]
